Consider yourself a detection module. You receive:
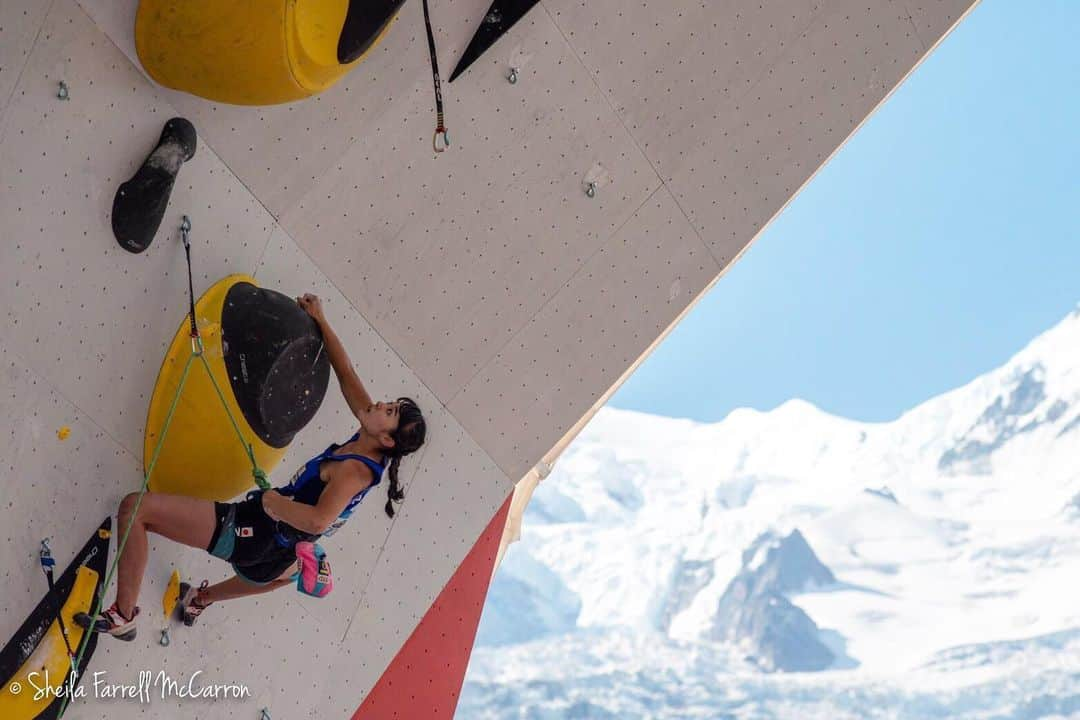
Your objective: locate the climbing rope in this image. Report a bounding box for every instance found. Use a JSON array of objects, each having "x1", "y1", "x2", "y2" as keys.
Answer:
[{"x1": 56, "y1": 217, "x2": 268, "y2": 717}]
